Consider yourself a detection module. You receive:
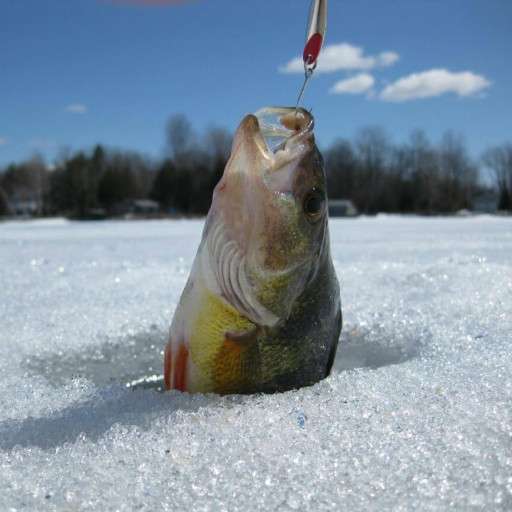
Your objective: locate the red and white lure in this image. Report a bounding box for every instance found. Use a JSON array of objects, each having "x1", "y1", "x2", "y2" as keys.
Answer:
[{"x1": 296, "y1": 0, "x2": 327, "y2": 110}]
